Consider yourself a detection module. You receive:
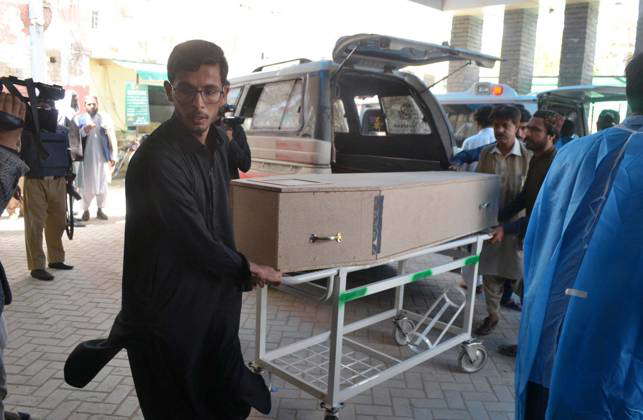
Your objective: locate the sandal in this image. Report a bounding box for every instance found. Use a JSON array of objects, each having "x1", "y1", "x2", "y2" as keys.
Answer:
[
  {"x1": 501, "y1": 301, "x2": 522, "y2": 311},
  {"x1": 498, "y1": 344, "x2": 518, "y2": 357},
  {"x1": 474, "y1": 316, "x2": 499, "y2": 336}
]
